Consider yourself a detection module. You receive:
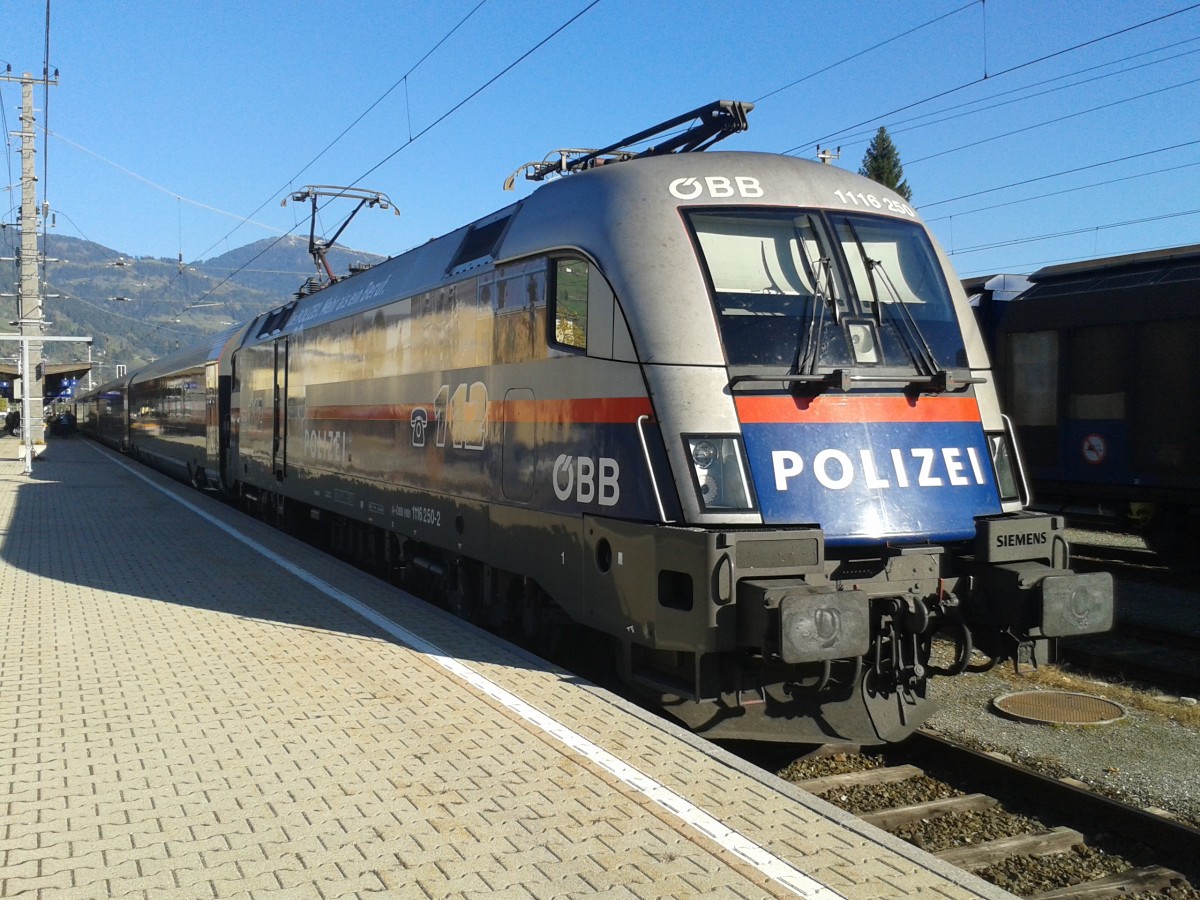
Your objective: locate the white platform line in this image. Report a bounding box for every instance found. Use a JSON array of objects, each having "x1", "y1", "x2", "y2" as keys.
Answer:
[{"x1": 101, "y1": 446, "x2": 845, "y2": 900}]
